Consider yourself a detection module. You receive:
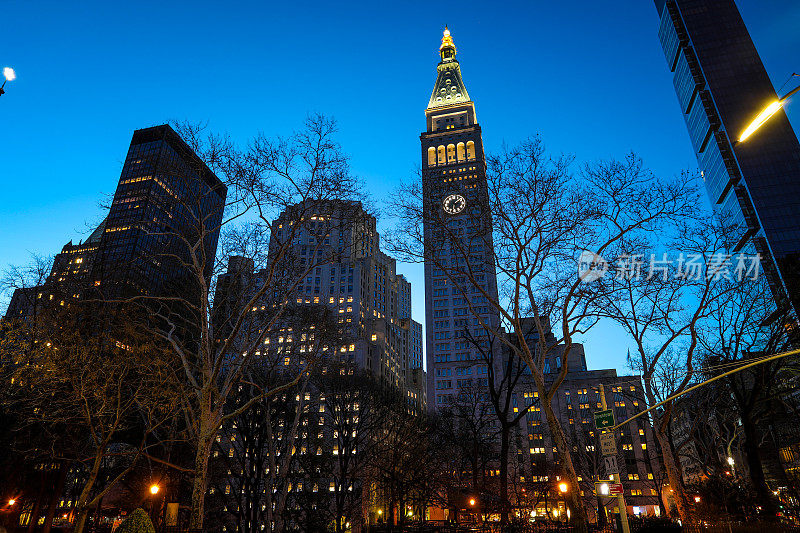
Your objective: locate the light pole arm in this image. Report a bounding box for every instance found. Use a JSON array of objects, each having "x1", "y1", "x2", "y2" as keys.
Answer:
[
  {"x1": 781, "y1": 83, "x2": 800, "y2": 102},
  {"x1": 612, "y1": 347, "x2": 800, "y2": 430}
]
